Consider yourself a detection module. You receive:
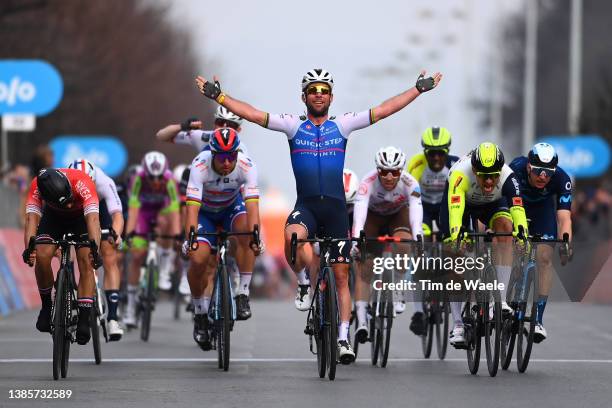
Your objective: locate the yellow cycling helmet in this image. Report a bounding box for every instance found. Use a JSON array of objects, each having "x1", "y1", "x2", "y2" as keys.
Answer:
[
  {"x1": 471, "y1": 142, "x2": 505, "y2": 173},
  {"x1": 421, "y1": 126, "x2": 451, "y2": 151}
]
